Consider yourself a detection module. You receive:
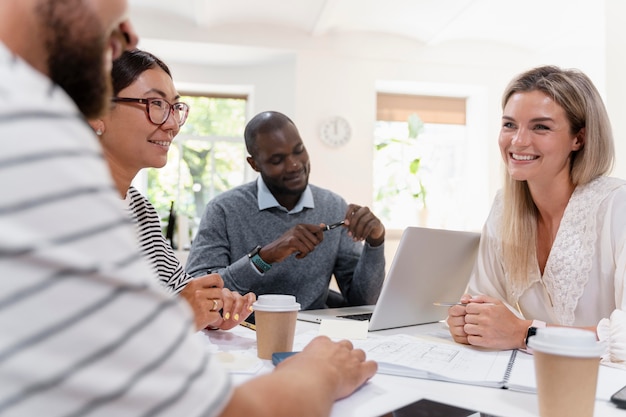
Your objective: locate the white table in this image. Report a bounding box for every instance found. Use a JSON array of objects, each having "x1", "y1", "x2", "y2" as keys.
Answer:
[{"x1": 202, "y1": 320, "x2": 626, "y2": 417}]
